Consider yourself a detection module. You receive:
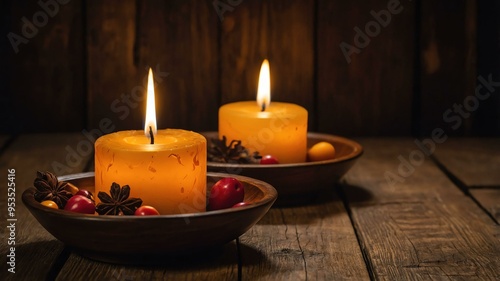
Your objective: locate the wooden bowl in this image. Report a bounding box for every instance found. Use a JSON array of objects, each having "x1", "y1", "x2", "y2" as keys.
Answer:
[
  {"x1": 203, "y1": 132, "x2": 363, "y2": 206},
  {"x1": 22, "y1": 172, "x2": 277, "y2": 264}
]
